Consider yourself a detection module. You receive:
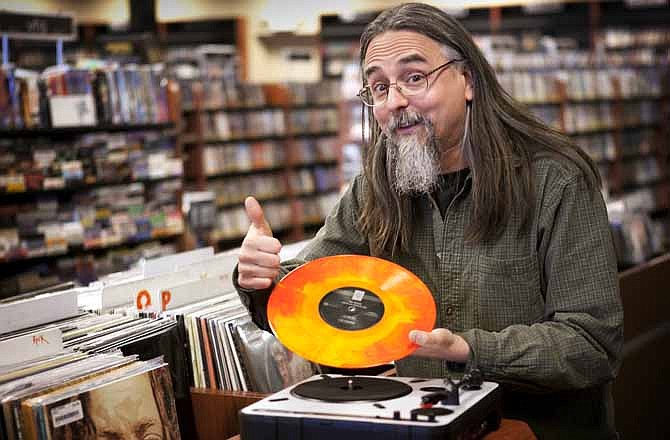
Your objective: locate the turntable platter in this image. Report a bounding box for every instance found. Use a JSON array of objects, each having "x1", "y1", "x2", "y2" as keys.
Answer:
[{"x1": 291, "y1": 376, "x2": 412, "y2": 402}]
